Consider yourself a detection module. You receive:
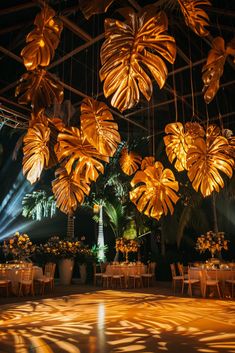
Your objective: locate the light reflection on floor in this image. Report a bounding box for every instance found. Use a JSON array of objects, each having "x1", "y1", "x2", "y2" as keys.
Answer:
[{"x1": 0, "y1": 290, "x2": 235, "y2": 353}]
